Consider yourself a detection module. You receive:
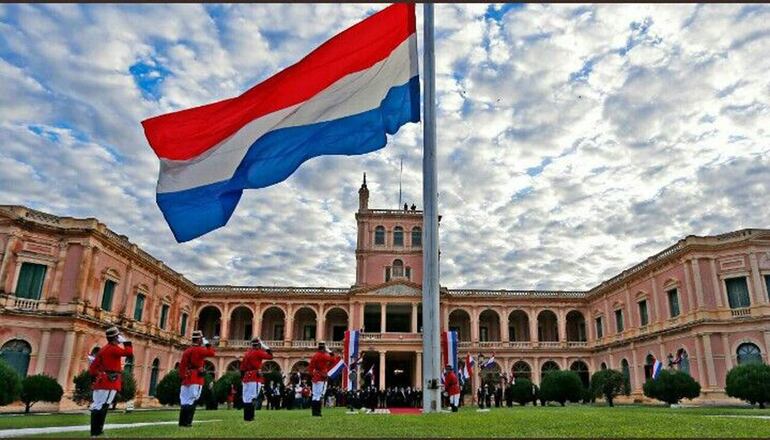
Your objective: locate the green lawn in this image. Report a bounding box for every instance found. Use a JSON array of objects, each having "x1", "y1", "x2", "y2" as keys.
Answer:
[{"x1": 2, "y1": 405, "x2": 770, "y2": 438}]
